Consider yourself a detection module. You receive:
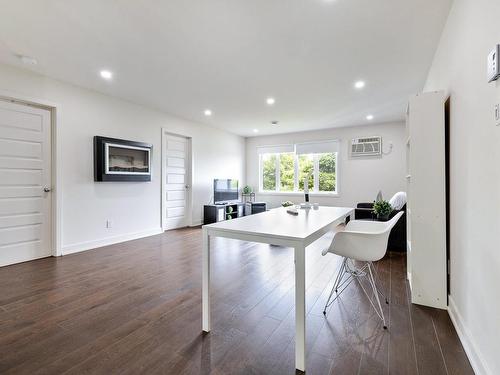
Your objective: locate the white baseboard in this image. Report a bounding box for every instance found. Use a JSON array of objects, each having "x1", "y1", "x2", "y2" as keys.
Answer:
[
  {"x1": 448, "y1": 296, "x2": 492, "y2": 375},
  {"x1": 190, "y1": 220, "x2": 202, "y2": 227},
  {"x1": 61, "y1": 228, "x2": 163, "y2": 255}
]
